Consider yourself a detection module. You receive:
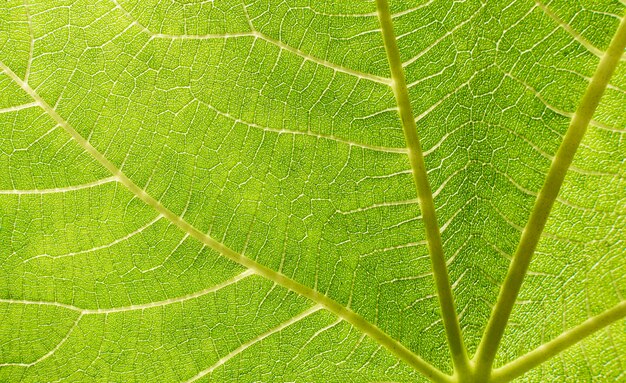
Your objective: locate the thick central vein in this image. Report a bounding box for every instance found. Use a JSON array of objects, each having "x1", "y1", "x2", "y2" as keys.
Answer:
[
  {"x1": 0, "y1": 61, "x2": 450, "y2": 383},
  {"x1": 375, "y1": 0, "x2": 469, "y2": 376},
  {"x1": 490, "y1": 301, "x2": 626, "y2": 383},
  {"x1": 473, "y1": 12, "x2": 626, "y2": 382}
]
